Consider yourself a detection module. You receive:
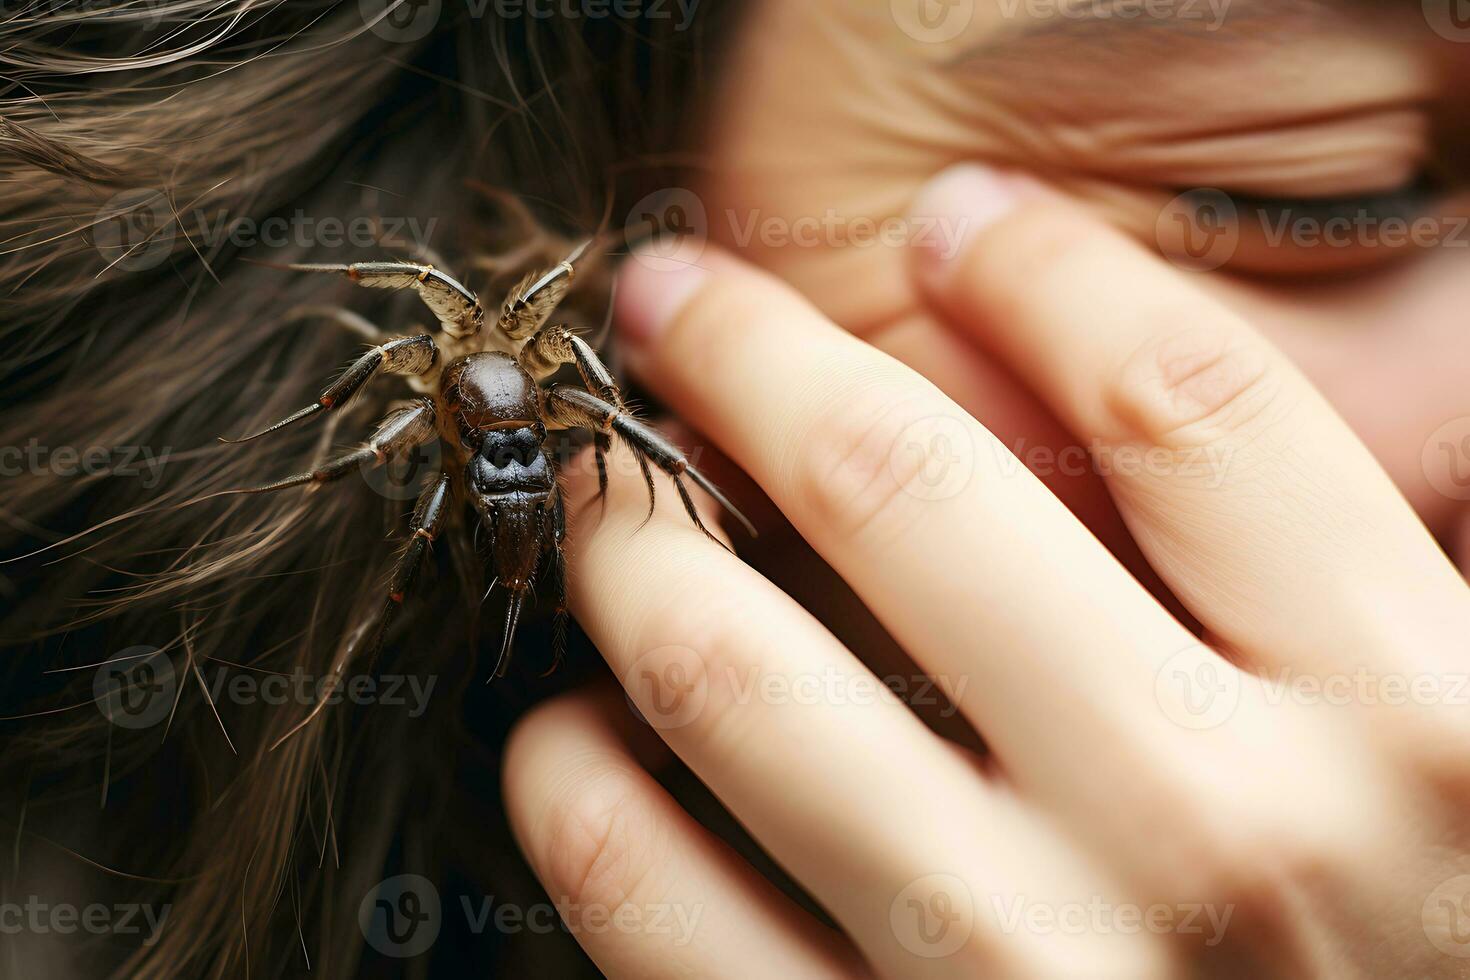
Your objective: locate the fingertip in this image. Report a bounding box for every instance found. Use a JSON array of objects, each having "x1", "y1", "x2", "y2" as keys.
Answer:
[
  {"x1": 615, "y1": 243, "x2": 714, "y2": 350},
  {"x1": 615, "y1": 244, "x2": 772, "y2": 355},
  {"x1": 907, "y1": 163, "x2": 1046, "y2": 290}
]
